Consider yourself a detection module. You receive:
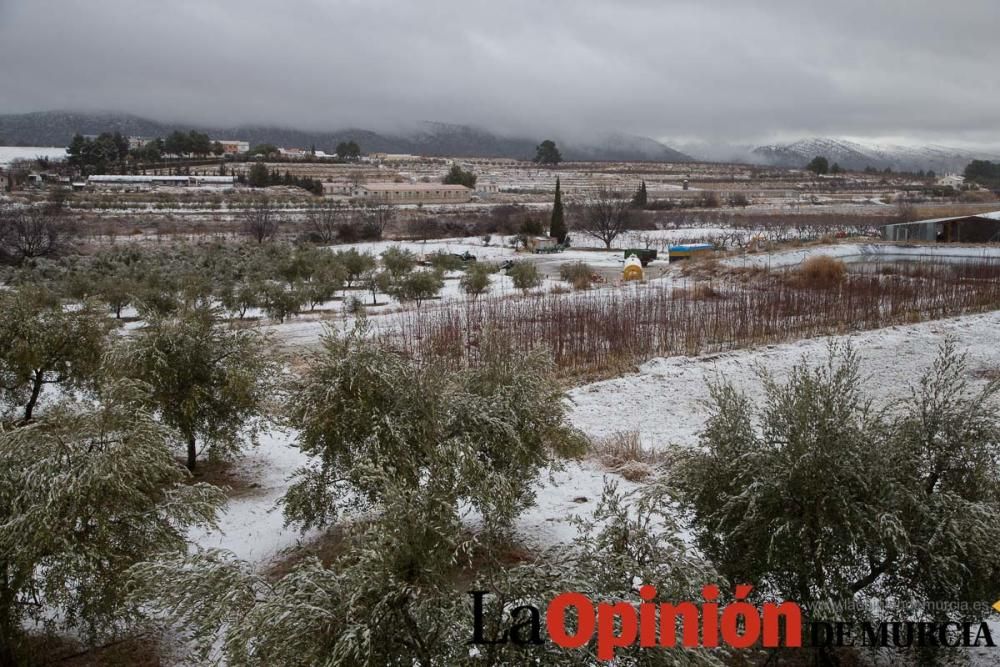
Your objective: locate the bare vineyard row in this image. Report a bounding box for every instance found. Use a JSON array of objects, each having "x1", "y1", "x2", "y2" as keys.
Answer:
[{"x1": 392, "y1": 262, "x2": 1000, "y2": 376}]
